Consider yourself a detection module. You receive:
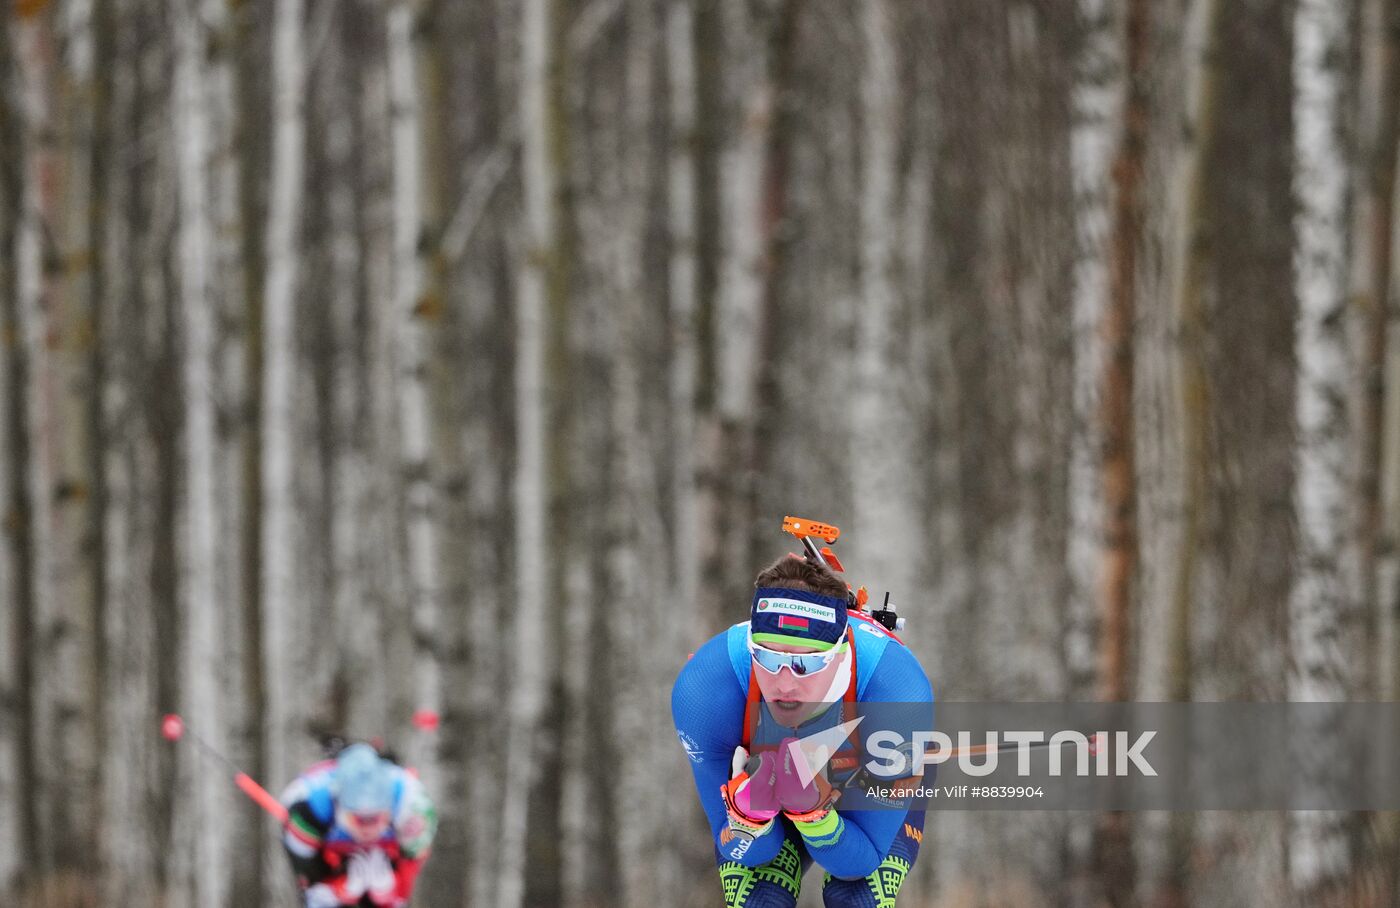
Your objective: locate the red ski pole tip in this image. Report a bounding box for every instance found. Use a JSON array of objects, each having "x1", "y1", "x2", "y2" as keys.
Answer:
[
  {"x1": 161, "y1": 714, "x2": 185, "y2": 741},
  {"x1": 412, "y1": 709, "x2": 440, "y2": 731}
]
